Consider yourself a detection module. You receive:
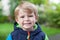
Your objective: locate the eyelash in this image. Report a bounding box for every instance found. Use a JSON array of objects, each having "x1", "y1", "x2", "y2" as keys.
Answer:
[
  {"x1": 20, "y1": 16, "x2": 24, "y2": 18},
  {"x1": 28, "y1": 15, "x2": 33, "y2": 17},
  {"x1": 20, "y1": 15, "x2": 33, "y2": 18}
]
